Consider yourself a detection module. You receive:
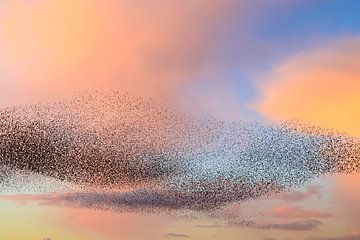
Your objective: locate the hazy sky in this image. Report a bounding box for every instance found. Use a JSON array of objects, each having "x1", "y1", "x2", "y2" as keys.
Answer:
[{"x1": 1, "y1": 1, "x2": 360, "y2": 240}]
